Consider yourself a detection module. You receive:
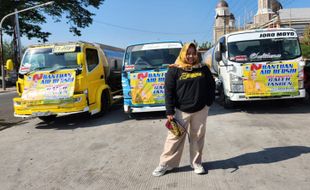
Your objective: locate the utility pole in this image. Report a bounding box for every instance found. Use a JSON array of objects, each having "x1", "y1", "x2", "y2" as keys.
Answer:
[
  {"x1": 289, "y1": 8, "x2": 292, "y2": 28},
  {"x1": 0, "y1": 28, "x2": 4, "y2": 89},
  {"x1": 224, "y1": 15, "x2": 227, "y2": 35},
  {"x1": 0, "y1": 1, "x2": 54, "y2": 90},
  {"x1": 14, "y1": 9, "x2": 22, "y2": 69},
  {"x1": 243, "y1": 16, "x2": 246, "y2": 30}
]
